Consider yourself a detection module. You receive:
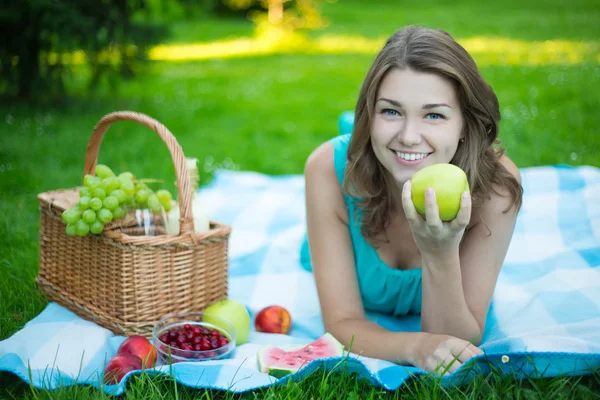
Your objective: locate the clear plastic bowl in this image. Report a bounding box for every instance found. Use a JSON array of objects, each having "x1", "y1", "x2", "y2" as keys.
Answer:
[{"x1": 152, "y1": 311, "x2": 236, "y2": 364}]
